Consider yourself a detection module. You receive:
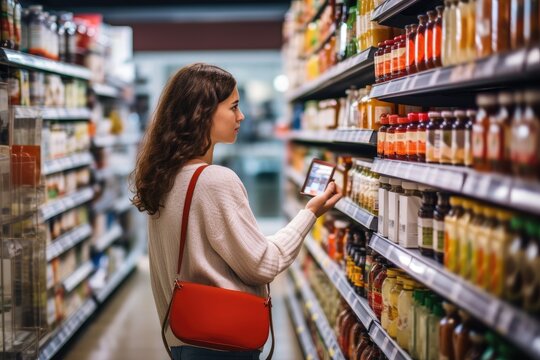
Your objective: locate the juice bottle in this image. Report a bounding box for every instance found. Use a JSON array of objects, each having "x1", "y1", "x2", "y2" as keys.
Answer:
[
  {"x1": 377, "y1": 114, "x2": 388, "y2": 157},
  {"x1": 374, "y1": 42, "x2": 385, "y2": 83},
  {"x1": 433, "y1": 6, "x2": 444, "y2": 67},
  {"x1": 407, "y1": 112, "x2": 419, "y2": 162},
  {"x1": 388, "y1": 276, "x2": 404, "y2": 339},
  {"x1": 406, "y1": 23, "x2": 418, "y2": 74},
  {"x1": 492, "y1": 0, "x2": 511, "y2": 54},
  {"x1": 426, "y1": 111, "x2": 443, "y2": 164},
  {"x1": 456, "y1": 199, "x2": 474, "y2": 276},
  {"x1": 510, "y1": 0, "x2": 525, "y2": 49},
  {"x1": 466, "y1": 203, "x2": 485, "y2": 282},
  {"x1": 475, "y1": 207, "x2": 497, "y2": 289},
  {"x1": 417, "y1": 112, "x2": 429, "y2": 162},
  {"x1": 415, "y1": 14, "x2": 428, "y2": 72},
  {"x1": 445, "y1": 197, "x2": 464, "y2": 272},
  {"x1": 473, "y1": 94, "x2": 498, "y2": 172},
  {"x1": 488, "y1": 210, "x2": 513, "y2": 297},
  {"x1": 397, "y1": 278, "x2": 415, "y2": 351},
  {"x1": 452, "y1": 110, "x2": 467, "y2": 166},
  {"x1": 440, "y1": 110, "x2": 455, "y2": 165},
  {"x1": 476, "y1": 0, "x2": 493, "y2": 58},
  {"x1": 381, "y1": 267, "x2": 397, "y2": 330},
  {"x1": 464, "y1": 109, "x2": 476, "y2": 167},
  {"x1": 505, "y1": 217, "x2": 528, "y2": 306},
  {"x1": 427, "y1": 300, "x2": 444, "y2": 360},
  {"x1": 511, "y1": 89, "x2": 540, "y2": 180},
  {"x1": 487, "y1": 92, "x2": 514, "y2": 174},
  {"x1": 439, "y1": 302, "x2": 460, "y2": 360},
  {"x1": 522, "y1": 221, "x2": 540, "y2": 314},
  {"x1": 425, "y1": 10, "x2": 437, "y2": 69},
  {"x1": 433, "y1": 192, "x2": 451, "y2": 264},
  {"x1": 395, "y1": 116, "x2": 409, "y2": 160},
  {"x1": 418, "y1": 188, "x2": 437, "y2": 257},
  {"x1": 385, "y1": 114, "x2": 398, "y2": 159}
]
